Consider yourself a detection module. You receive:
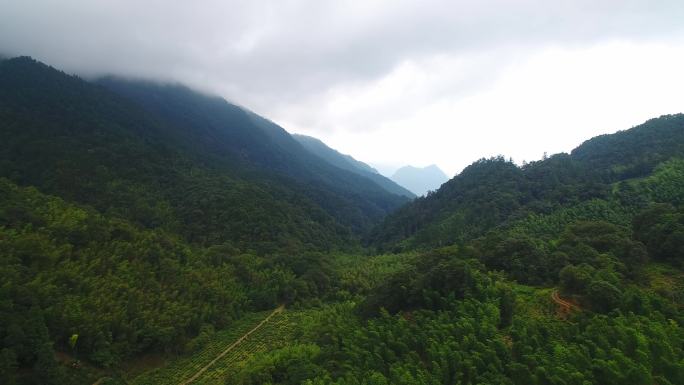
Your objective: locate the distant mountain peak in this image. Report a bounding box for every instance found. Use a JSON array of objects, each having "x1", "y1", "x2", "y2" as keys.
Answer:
[{"x1": 391, "y1": 164, "x2": 449, "y2": 196}]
